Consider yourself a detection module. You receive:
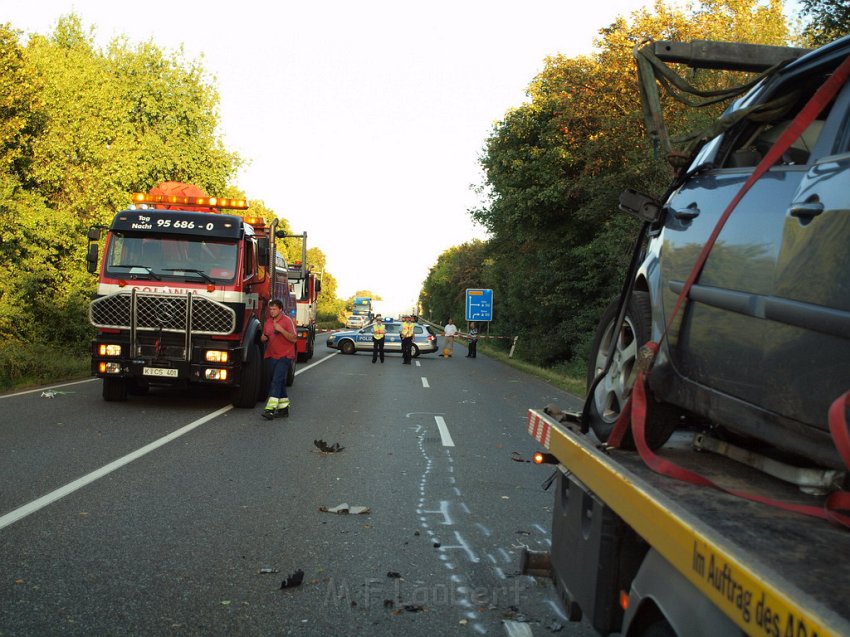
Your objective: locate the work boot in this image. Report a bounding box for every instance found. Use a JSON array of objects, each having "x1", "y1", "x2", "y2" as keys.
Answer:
[
  {"x1": 262, "y1": 409, "x2": 275, "y2": 420},
  {"x1": 277, "y1": 406, "x2": 289, "y2": 418}
]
